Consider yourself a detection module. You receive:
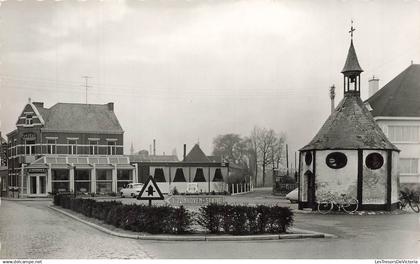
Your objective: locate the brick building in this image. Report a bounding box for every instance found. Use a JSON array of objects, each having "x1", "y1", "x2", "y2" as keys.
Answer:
[
  {"x1": 0, "y1": 134, "x2": 7, "y2": 196},
  {"x1": 7, "y1": 99, "x2": 136, "y2": 197}
]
